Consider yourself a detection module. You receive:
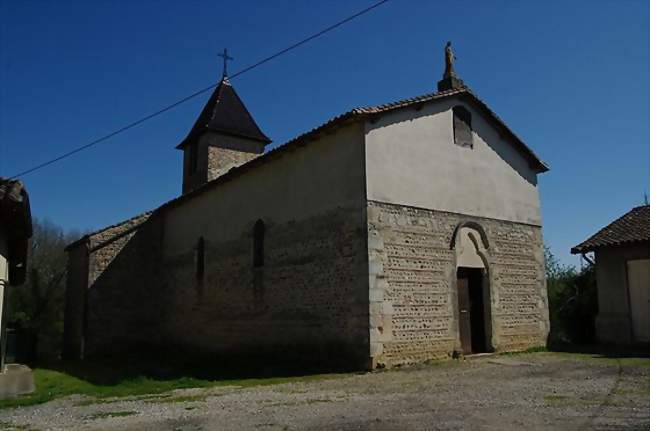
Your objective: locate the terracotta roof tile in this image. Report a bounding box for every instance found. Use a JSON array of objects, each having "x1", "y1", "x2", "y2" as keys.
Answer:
[{"x1": 571, "y1": 205, "x2": 650, "y2": 254}]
